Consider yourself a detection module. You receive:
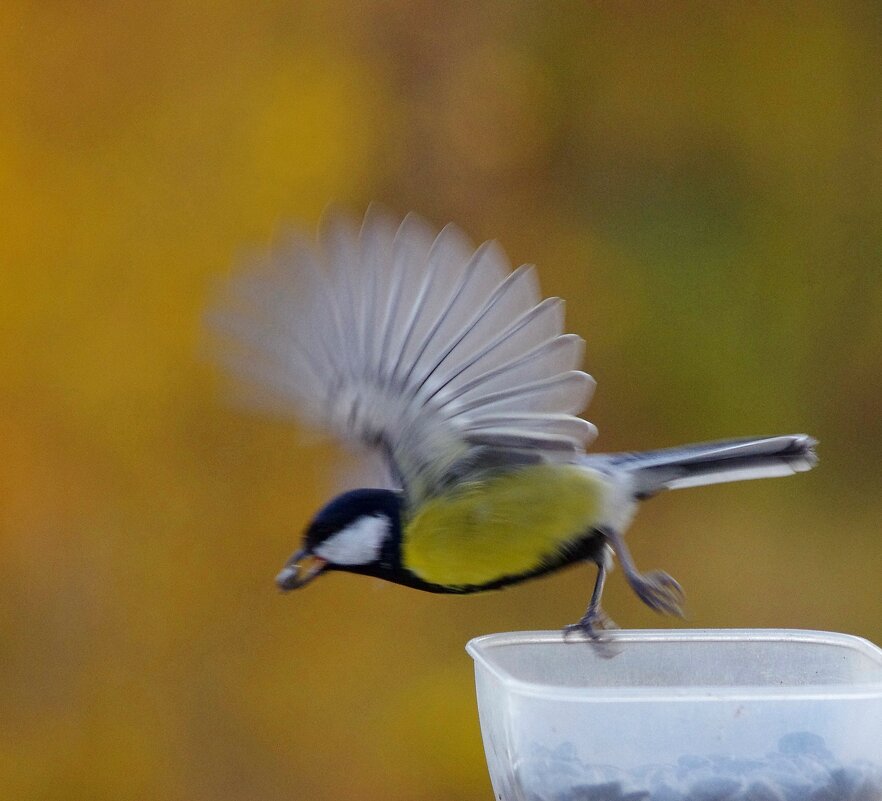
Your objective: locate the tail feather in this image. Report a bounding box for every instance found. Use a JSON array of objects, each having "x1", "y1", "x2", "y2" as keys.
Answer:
[{"x1": 583, "y1": 434, "x2": 817, "y2": 499}]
